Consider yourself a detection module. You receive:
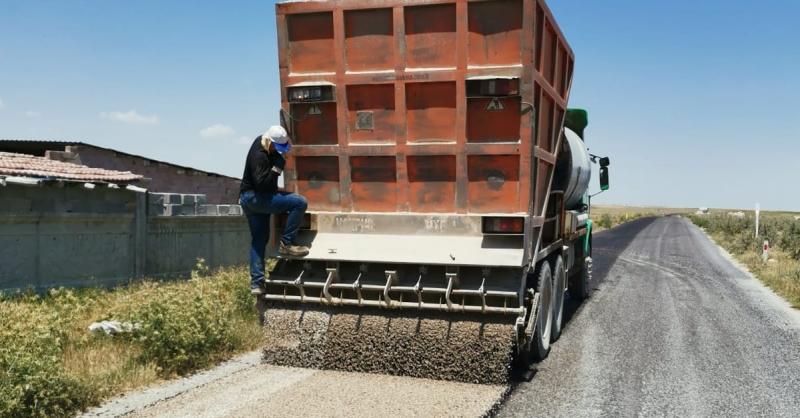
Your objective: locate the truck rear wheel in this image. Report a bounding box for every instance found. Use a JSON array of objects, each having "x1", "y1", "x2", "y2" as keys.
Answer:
[
  {"x1": 532, "y1": 263, "x2": 553, "y2": 361},
  {"x1": 551, "y1": 256, "x2": 566, "y2": 342},
  {"x1": 570, "y1": 257, "x2": 592, "y2": 301}
]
